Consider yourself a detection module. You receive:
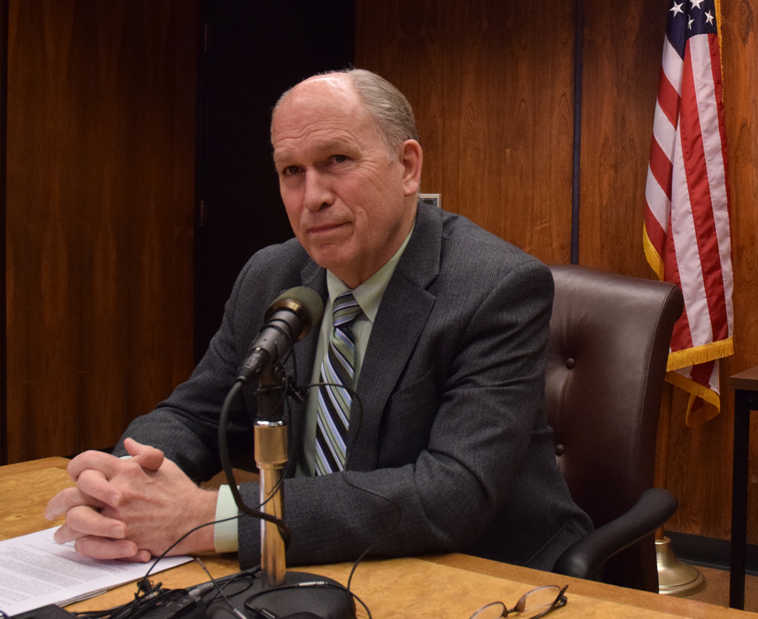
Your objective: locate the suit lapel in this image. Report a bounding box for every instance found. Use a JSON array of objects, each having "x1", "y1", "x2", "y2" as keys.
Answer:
[{"x1": 347, "y1": 203, "x2": 442, "y2": 470}]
